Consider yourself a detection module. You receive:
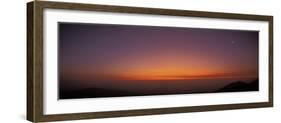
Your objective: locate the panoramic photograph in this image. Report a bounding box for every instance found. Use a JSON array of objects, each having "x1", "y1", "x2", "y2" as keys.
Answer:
[{"x1": 58, "y1": 22, "x2": 259, "y2": 99}]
